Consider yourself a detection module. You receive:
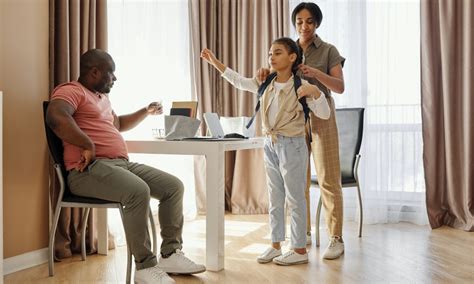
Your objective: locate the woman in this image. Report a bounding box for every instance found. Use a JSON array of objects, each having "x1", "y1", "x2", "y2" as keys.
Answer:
[{"x1": 259, "y1": 2, "x2": 346, "y2": 260}]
